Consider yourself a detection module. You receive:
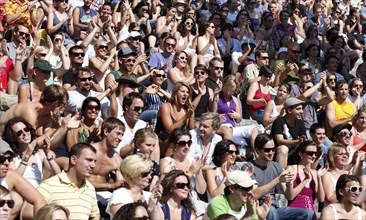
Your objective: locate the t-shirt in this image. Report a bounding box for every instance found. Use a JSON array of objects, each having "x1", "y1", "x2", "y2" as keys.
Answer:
[
  {"x1": 271, "y1": 116, "x2": 306, "y2": 146},
  {"x1": 0, "y1": 58, "x2": 14, "y2": 92},
  {"x1": 115, "y1": 116, "x2": 147, "y2": 153},
  {"x1": 148, "y1": 52, "x2": 174, "y2": 76}
]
